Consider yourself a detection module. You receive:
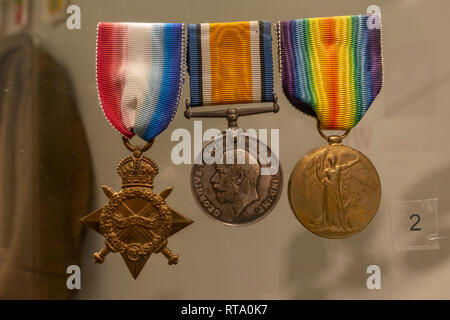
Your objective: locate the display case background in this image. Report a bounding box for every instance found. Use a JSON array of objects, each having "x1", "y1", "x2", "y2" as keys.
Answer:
[{"x1": 21, "y1": 0, "x2": 450, "y2": 298}]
